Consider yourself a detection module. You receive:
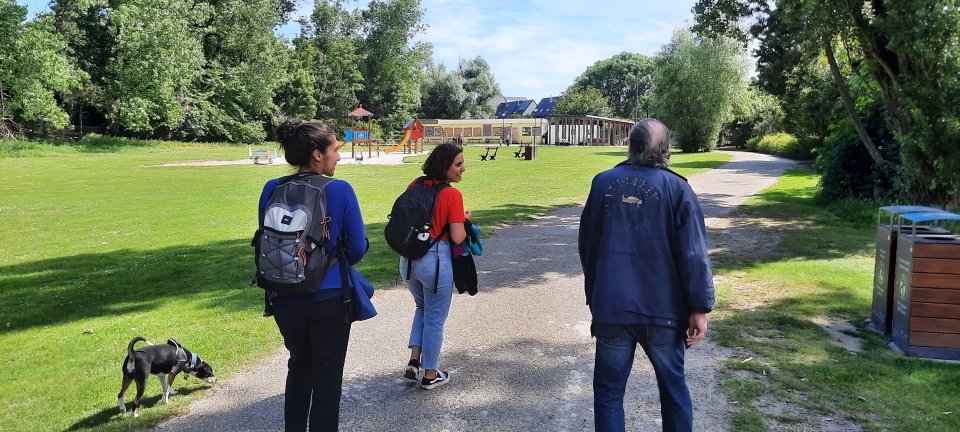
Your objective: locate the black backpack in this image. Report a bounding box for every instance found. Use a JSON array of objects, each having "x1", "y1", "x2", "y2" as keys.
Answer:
[
  {"x1": 384, "y1": 177, "x2": 450, "y2": 260},
  {"x1": 252, "y1": 172, "x2": 337, "y2": 295}
]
